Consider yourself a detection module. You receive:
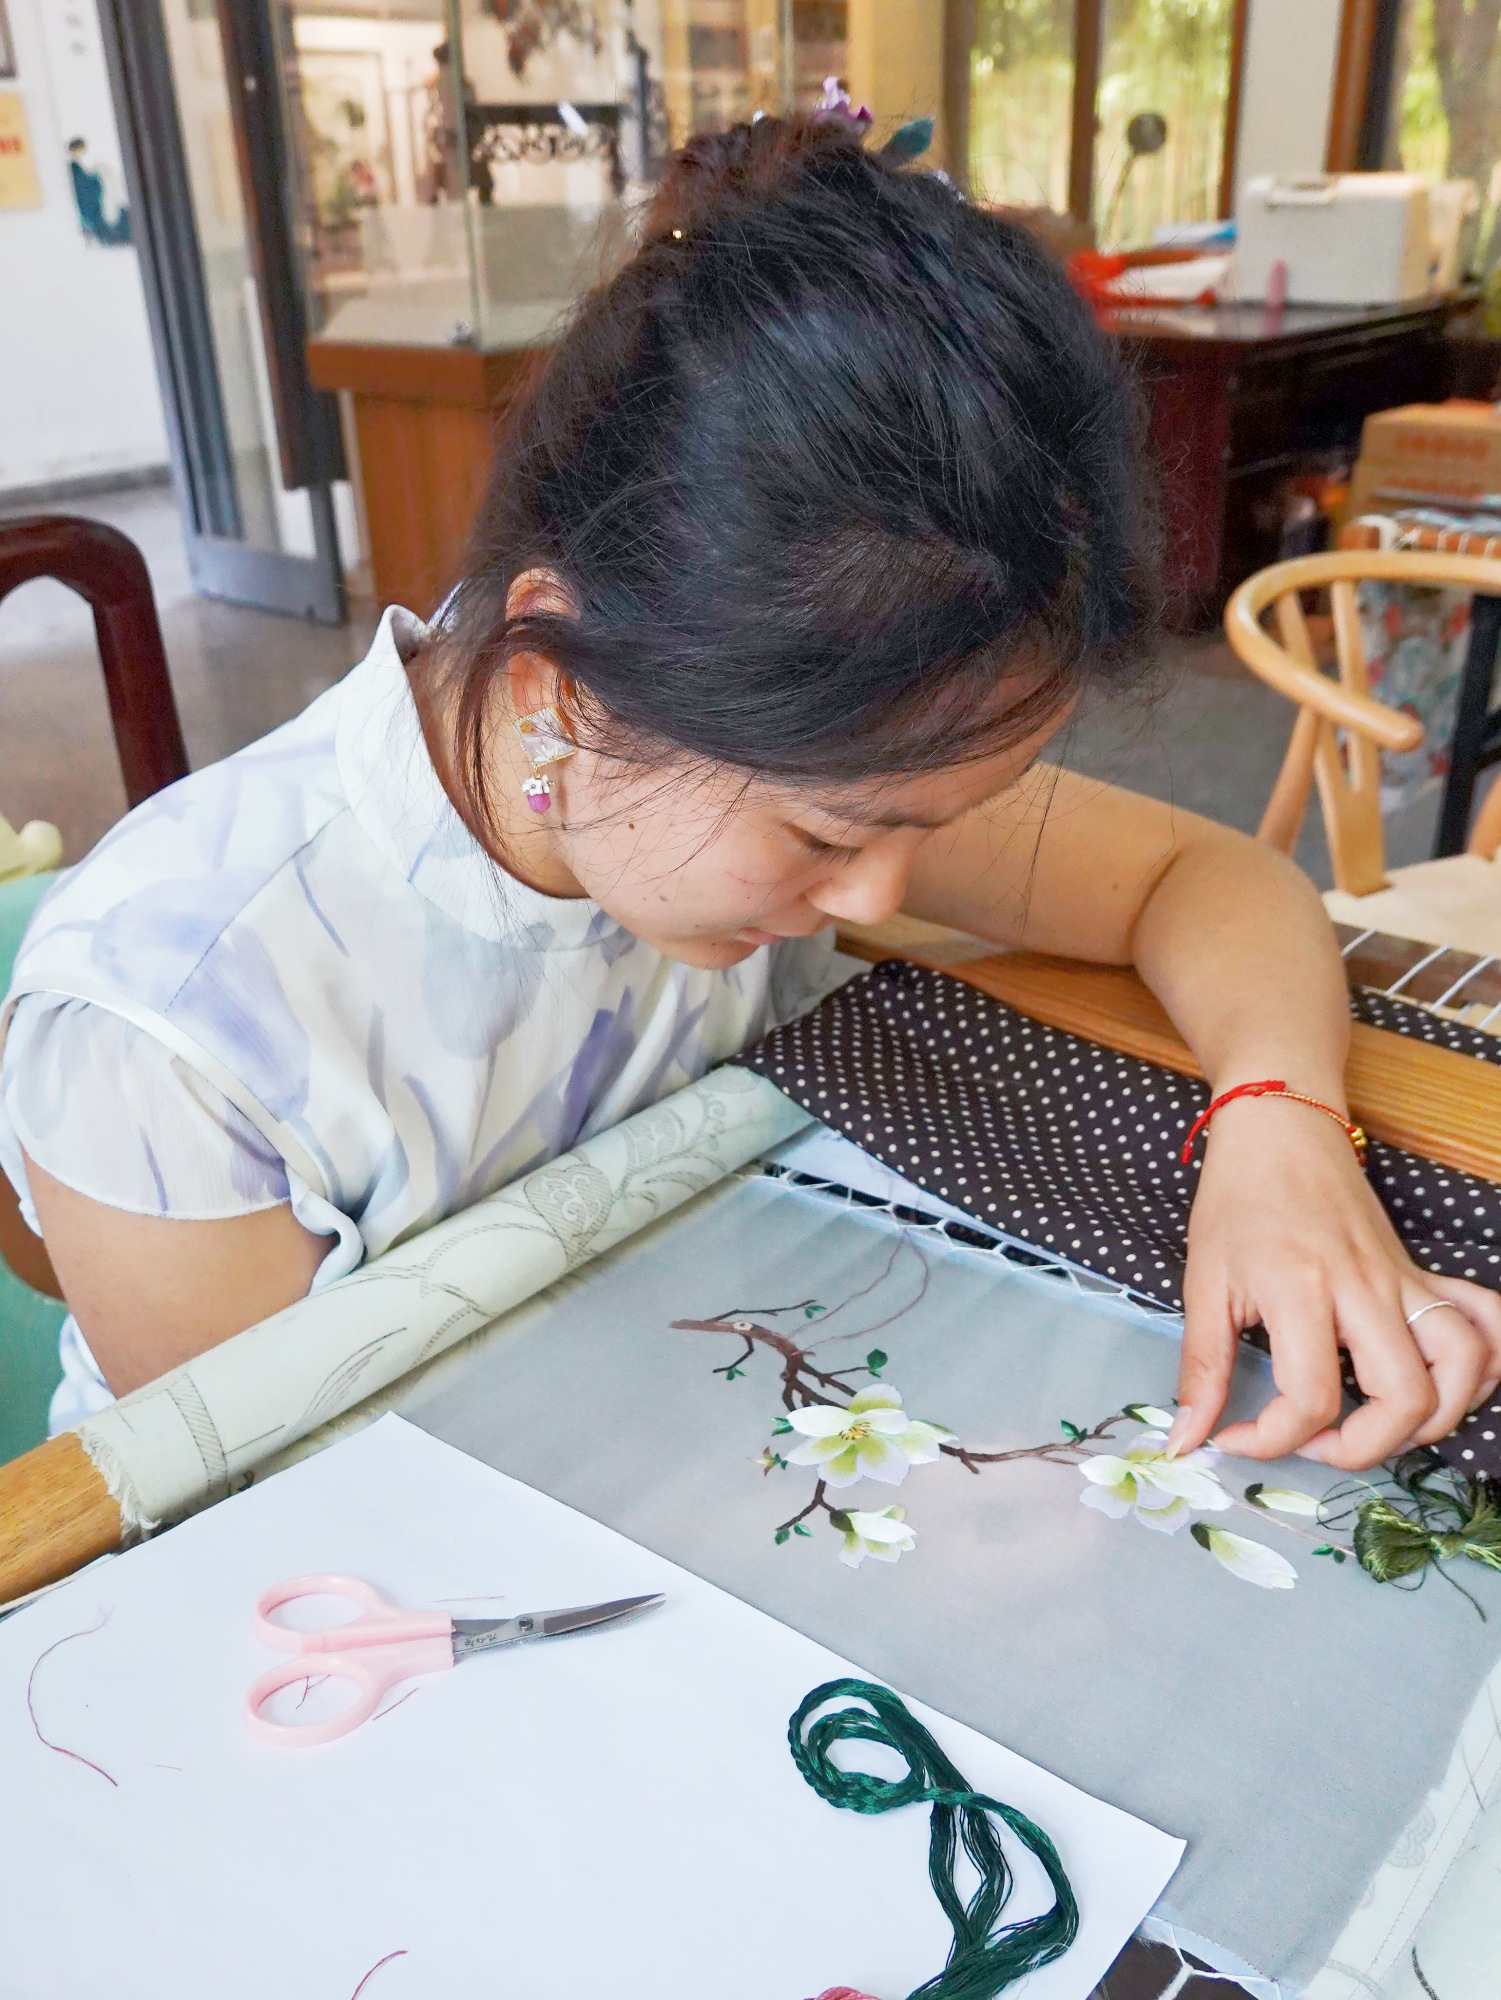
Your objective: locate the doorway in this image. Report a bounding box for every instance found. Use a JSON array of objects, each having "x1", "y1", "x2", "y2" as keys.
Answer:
[{"x1": 97, "y1": 0, "x2": 350, "y2": 623}]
